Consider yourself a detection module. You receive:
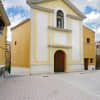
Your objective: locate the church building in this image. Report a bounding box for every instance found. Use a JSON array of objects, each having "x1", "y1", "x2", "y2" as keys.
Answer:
[{"x1": 11, "y1": 0, "x2": 96, "y2": 74}]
